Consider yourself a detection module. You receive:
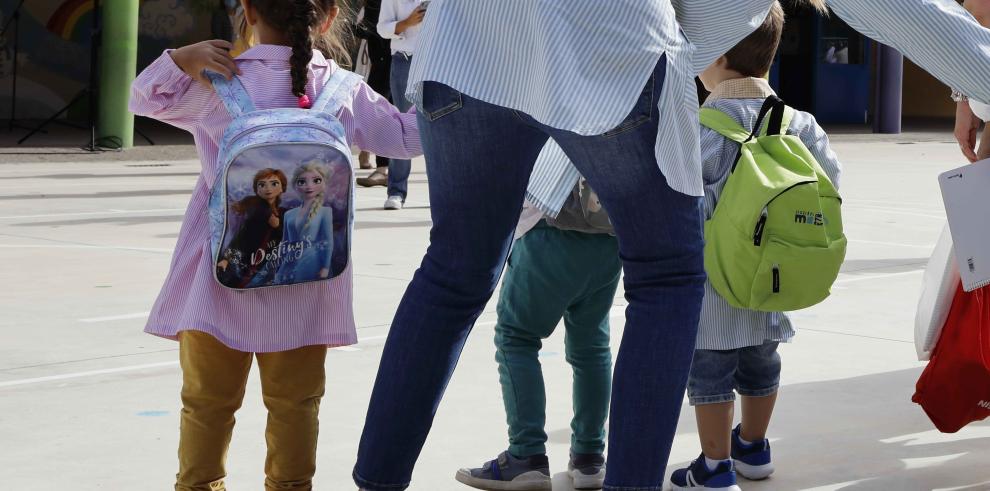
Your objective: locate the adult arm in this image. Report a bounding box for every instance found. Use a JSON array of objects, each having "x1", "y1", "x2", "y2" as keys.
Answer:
[
  {"x1": 672, "y1": 0, "x2": 778, "y2": 75},
  {"x1": 377, "y1": 0, "x2": 424, "y2": 39},
  {"x1": 956, "y1": 100, "x2": 982, "y2": 162},
  {"x1": 827, "y1": 0, "x2": 990, "y2": 105}
]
